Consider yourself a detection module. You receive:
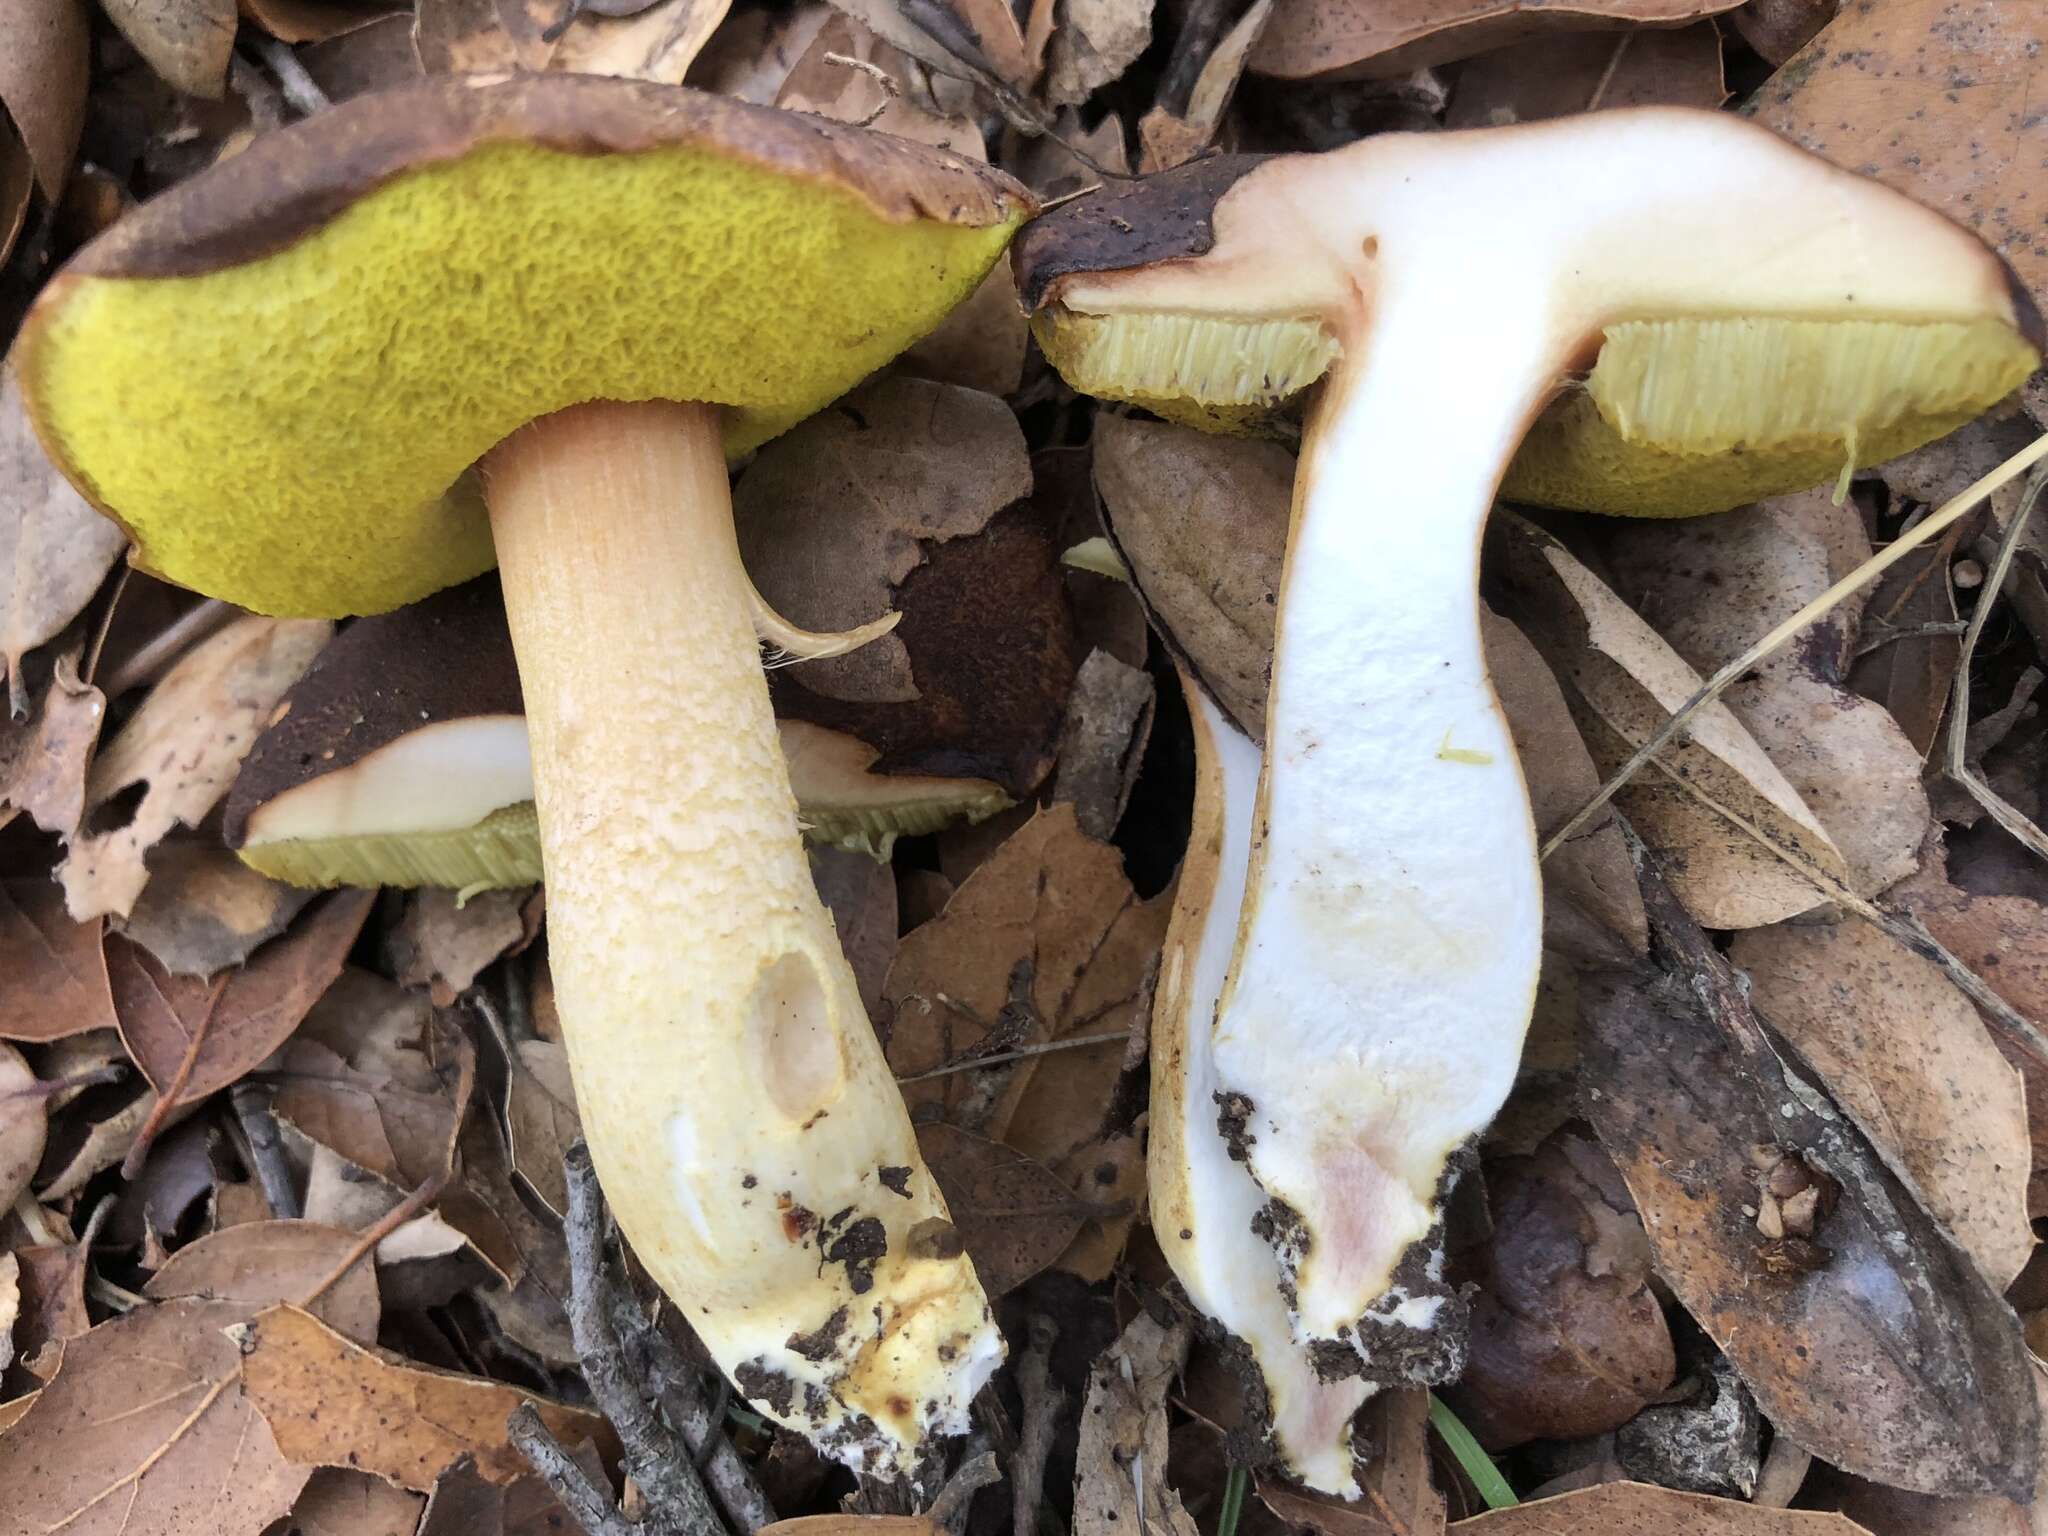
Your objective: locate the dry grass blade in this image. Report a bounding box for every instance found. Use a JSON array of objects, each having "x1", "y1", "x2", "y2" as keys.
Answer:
[
  {"x1": 1945, "y1": 463, "x2": 2048, "y2": 861},
  {"x1": 1544, "y1": 432, "x2": 2048, "y2": 861}
]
